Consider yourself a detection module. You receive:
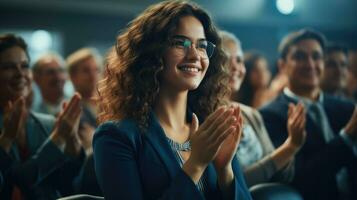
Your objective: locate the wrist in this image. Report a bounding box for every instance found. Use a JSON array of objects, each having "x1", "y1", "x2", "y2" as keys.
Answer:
[
  {"x1": 50, "y1": 130, "x2": 65, "y2": 147},
  {"x1": 343, "y1": 128, "x2": 357, "y2": 141},
  {"x1": 182, "y1": 158, "x2": 207, "y2": 184},
  {"x1": 216, "y1": 164, "x2": 232, "y2": 176},
  {"x1": 84, "y1": 147, "x2": 93, "y2": 157},
  {"x1": 284, "y1": 138, "x2": 302, "y2": 153},
  {"x1": 216, "y1": 166, "x2": 234, "y2": 198},
  {"x1": 65, "y1": 137, "x2": 82, "y2": 157},
  {"x1": 216, "y1": 166, "x2": 234, "y2": 183}
]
